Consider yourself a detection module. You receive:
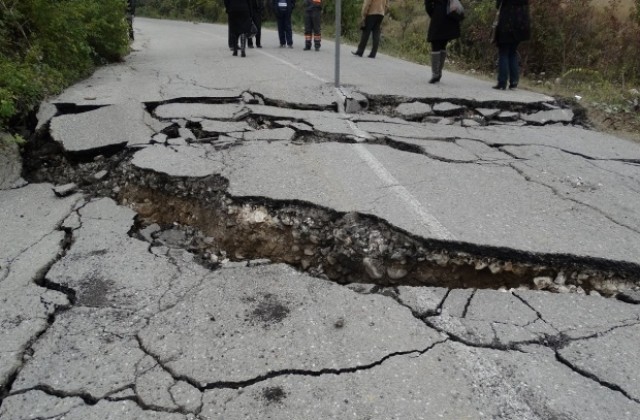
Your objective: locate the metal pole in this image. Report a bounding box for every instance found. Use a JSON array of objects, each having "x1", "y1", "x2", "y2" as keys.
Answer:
[{"x1": 334, "y1": 0, "x2": 341, "y2": 87}]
